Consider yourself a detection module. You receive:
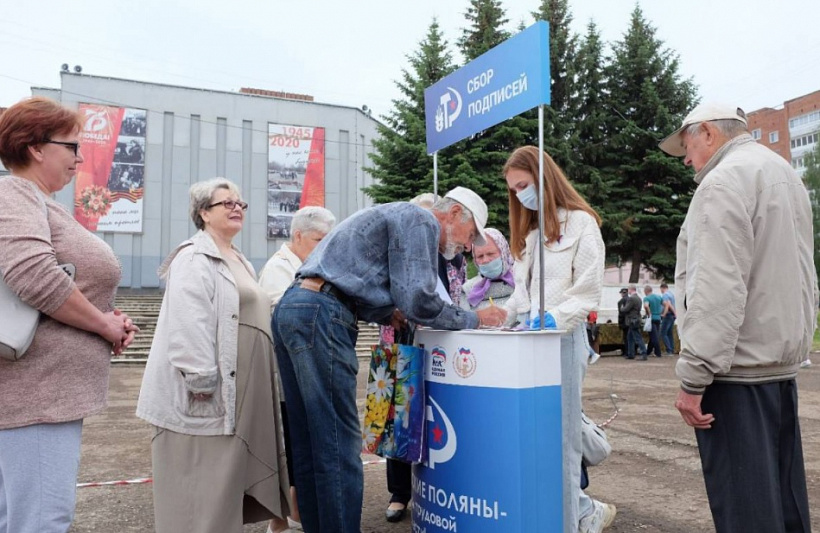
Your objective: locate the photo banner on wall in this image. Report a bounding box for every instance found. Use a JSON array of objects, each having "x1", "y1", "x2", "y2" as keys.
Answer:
[
  {"x1": 266, "y1": 123, "x2": 325, "y2": 239},
  {"x1": 74, "y1": 104, "x2": 146, "y2": 233}
]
